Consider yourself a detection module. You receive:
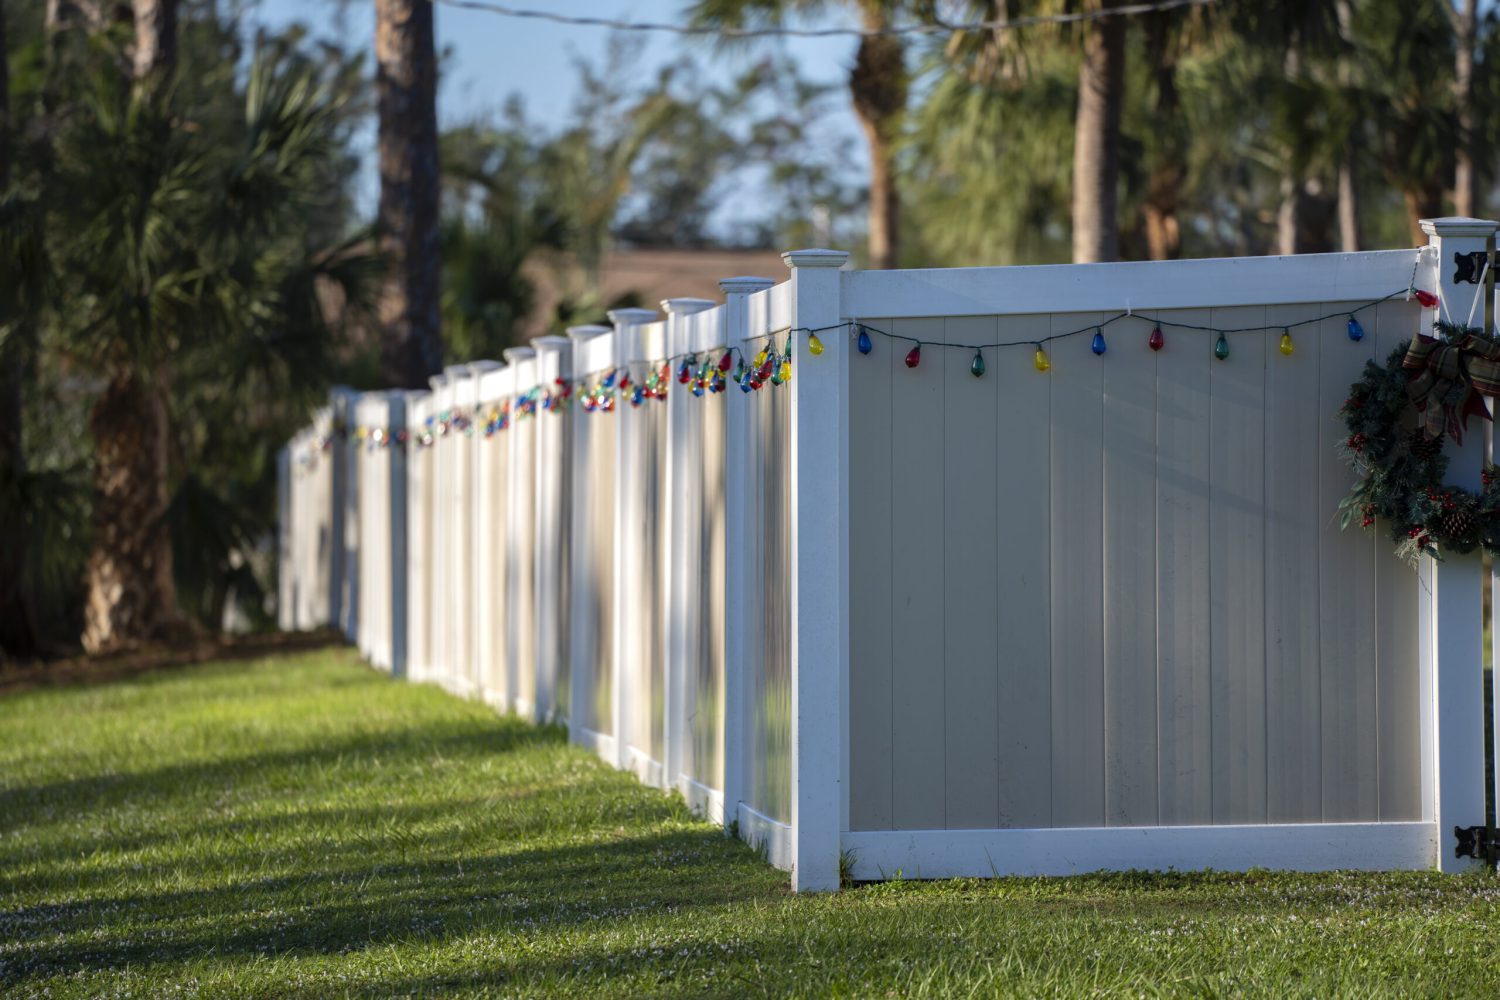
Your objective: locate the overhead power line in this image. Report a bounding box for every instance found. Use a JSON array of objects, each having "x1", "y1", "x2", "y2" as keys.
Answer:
[{"x1": 428, "y1": 0, "x2": 1219, "y2": 39}]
